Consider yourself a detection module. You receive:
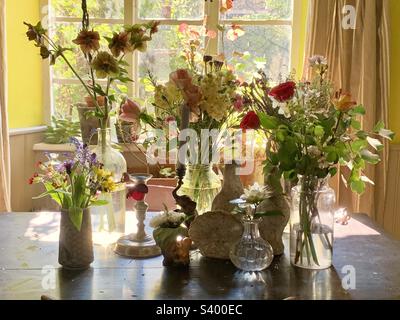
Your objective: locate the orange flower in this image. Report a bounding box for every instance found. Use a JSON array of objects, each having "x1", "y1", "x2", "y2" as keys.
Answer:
[
  {"x1": 169, "y1": 69, "x2": 193, "y2": 90},
  {"x1": 72, "y1": 29, "x2": 100, "y2": 54},
  {"x1": 332, "y1": 92, "x2": 357, "y2": 112}
]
